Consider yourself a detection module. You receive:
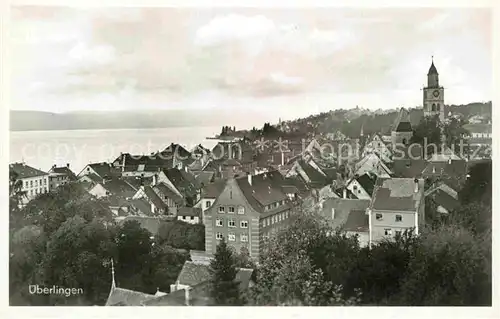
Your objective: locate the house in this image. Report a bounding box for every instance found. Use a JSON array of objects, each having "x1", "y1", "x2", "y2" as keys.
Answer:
[
  {"x1": 427, "y1": 145, "x2": 462, "y2": 162},
  {"x1": 361, "y1": 134, "x2": 393, "y2": 163},
  {"x1": 392, "y1": 145, "x2": 428, "y2": 178},
  {"x1": 105, "y1": 260, "x2": 163, "y2": 306},
  {"x1": 424, "y1": 183, "x2": 461, "y2": 215},
  {"x1": 48, "y1": 164, "x2": 77, "y2": 189},
  {"x1": 369, "y1": 178, "x2": 425, "y2": 246},
  {"x1": 463, "y1": 123, "x2": 492, "y2": 139},
  {"x1": 112, "y1": 153, "x2": 172, "y2": 177},
  {"x1": 177, "y1": 207, "x2": 202, "y2": 224},
  {"x1": 464, "y1": 123, "x2": 492, "y2": 158},
  {"x1": 194, "y1": 179, "x2": 226, "y2": 214},
  {"x1": 421, "y1": 159, "x2": 468, "y2": 191},
  {"x1": 318, "y1": 198, "x2": 371, "y2": 247},
  {"x1": 345, "y1": 173, "x2": 377, "y2": 200},
  {"x1": 152, "y1": 182, "x2": 184, "y2": 216},
  {"x1": 132, "y1": 179, "x2": 169, "y2": 216},
  {"x1": 9, "y1": 162, "x2": 50, "y2": 205},
  {"x1": 285, "y1": 158, "x2": 332, "y2": 189},
  {"x1": 77, "y1": 162, "x2": 120, "y2": 182},
  {"x1": 88, "y1": 178, "x2": 137, "y2": 199},
  {"x1": 354, "y1": 153, "x2": 392, "y2": 178},
  {"x1": 391, "y1": 108, "x2": 413, "y2": 149},
  {"x1": 161, "y1": 168, "x2": 201, "y2": 206},
  {"x1": 204, "y1": 171, "x2": 298, "y2": 260}
]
